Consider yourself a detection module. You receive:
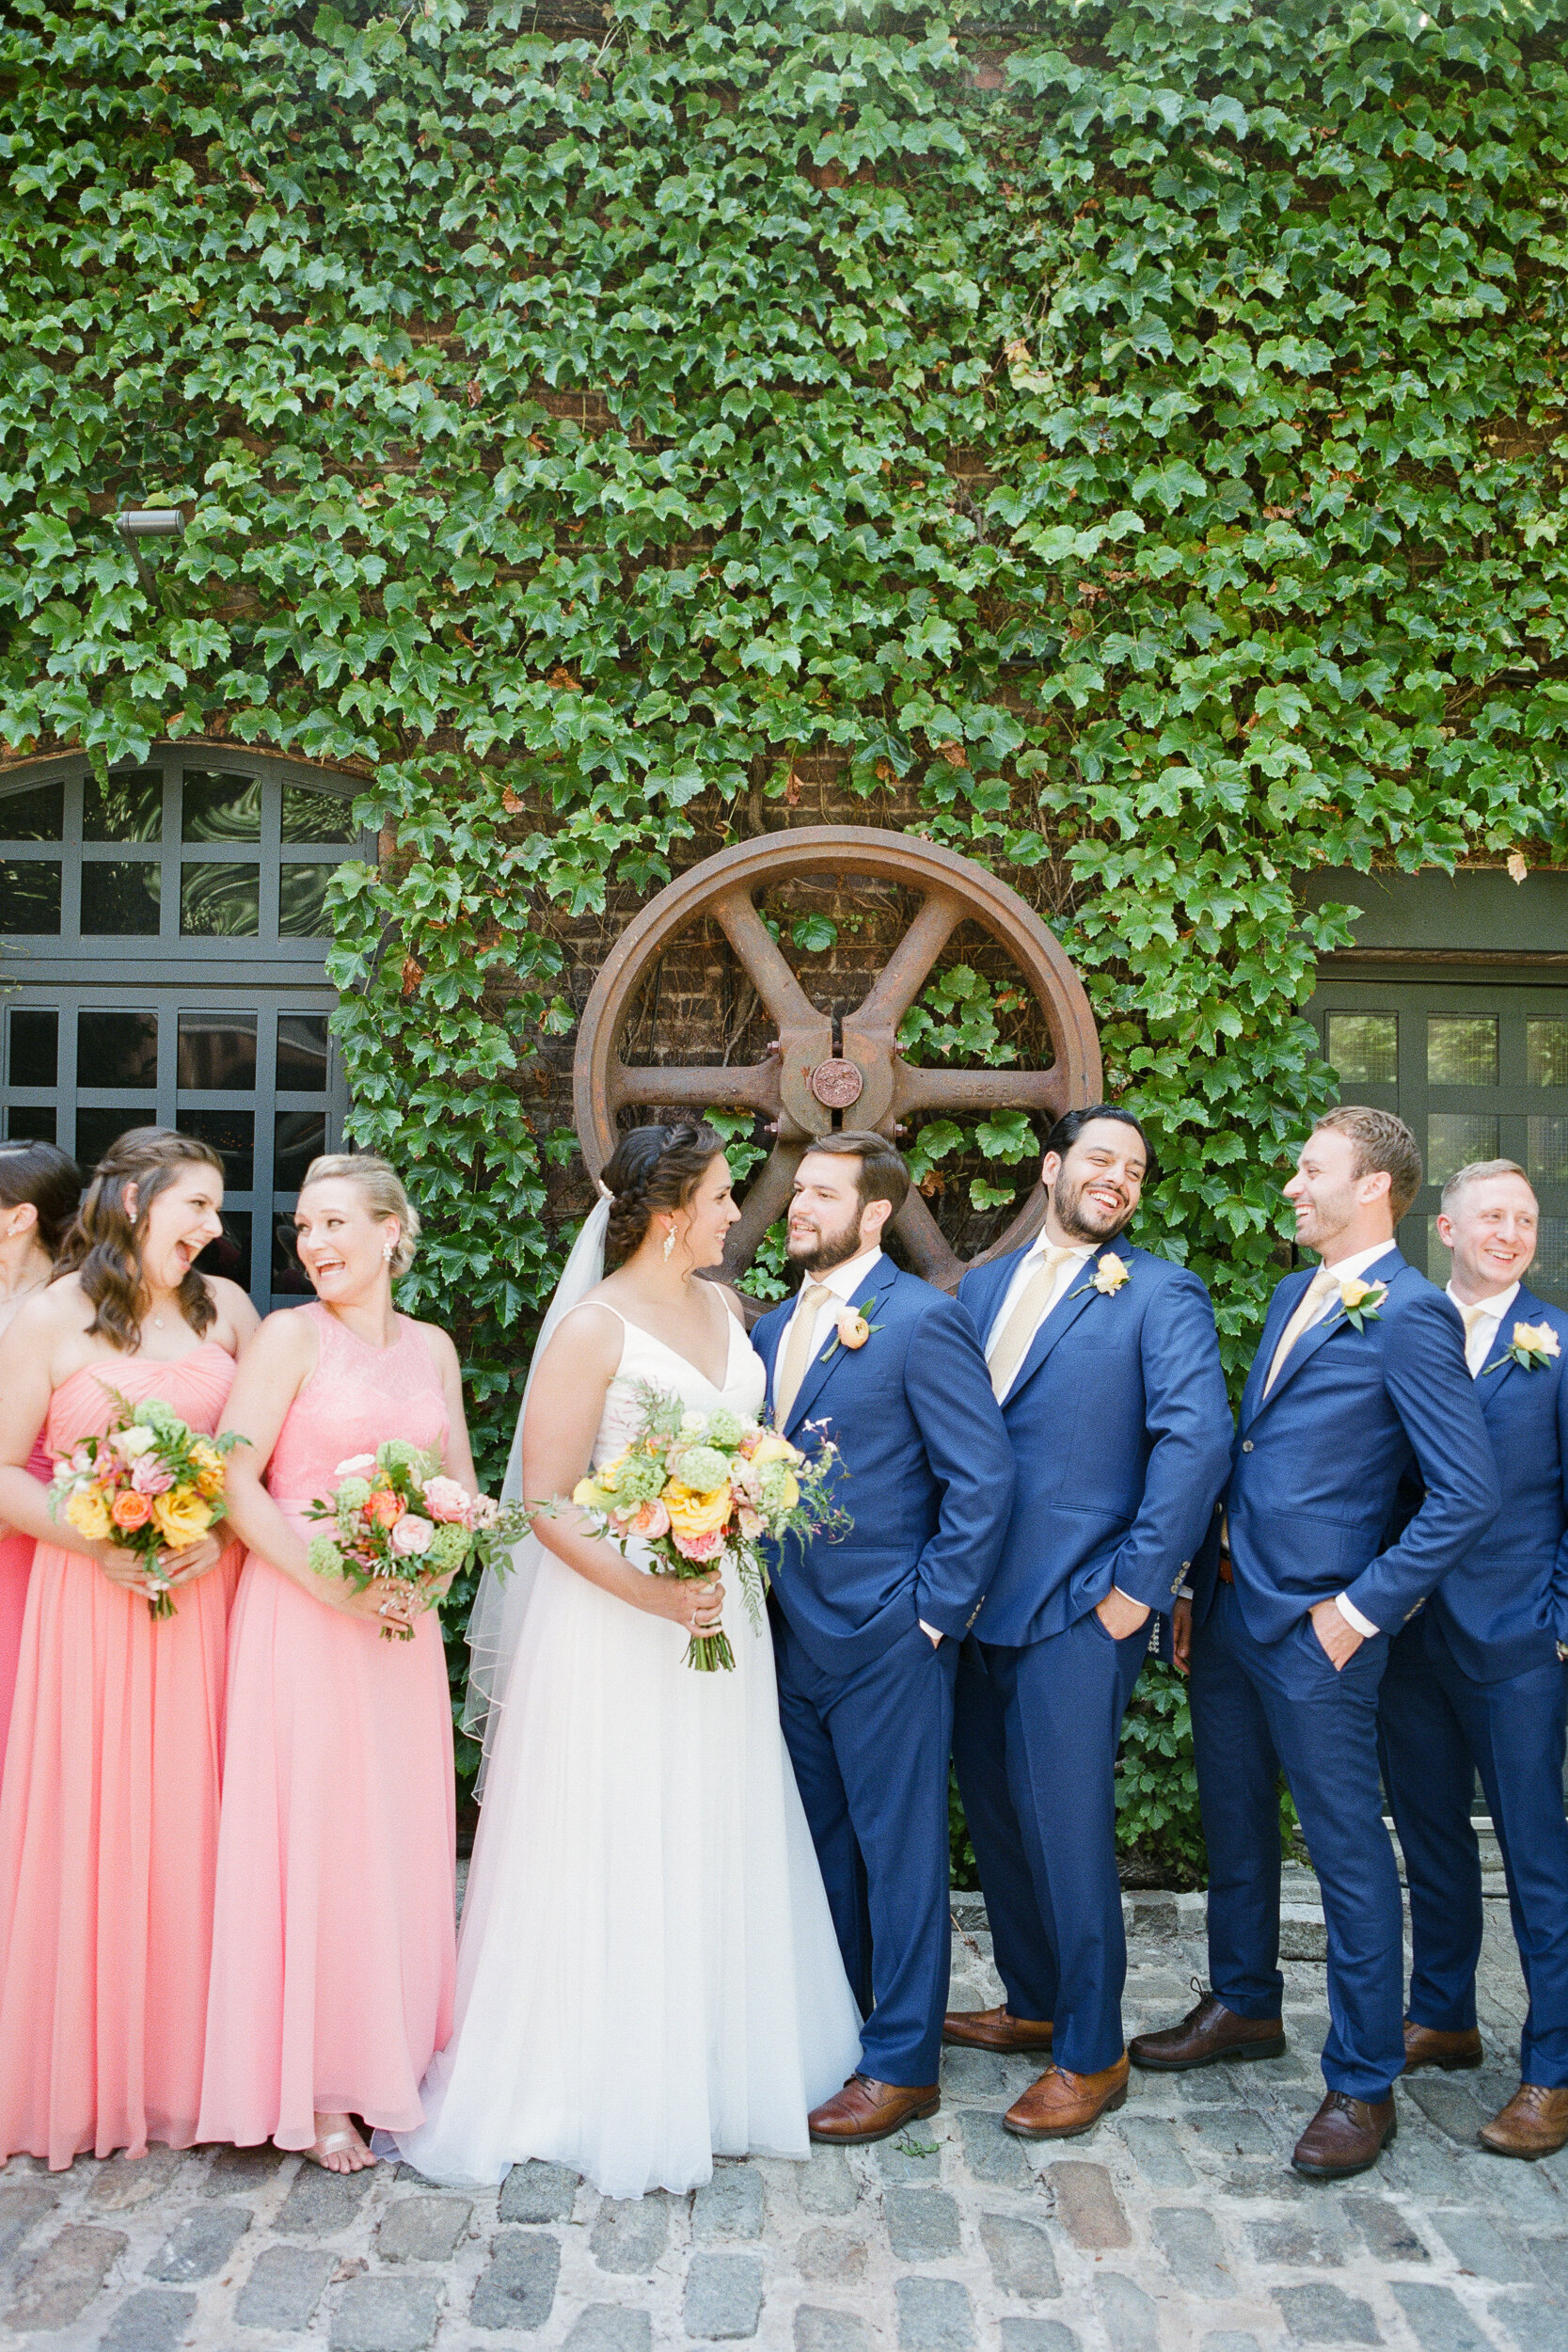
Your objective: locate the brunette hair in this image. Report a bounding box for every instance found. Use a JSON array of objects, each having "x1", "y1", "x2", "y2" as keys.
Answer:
[
  {"x1": 1043, "y1": 1104, "x2": 1158, "y2": 1187},
  {"x1": 300, "y1": 1153, "x2": 420, "y2": 1276},
  {"x1": 0, "y1": 1139, "x2": 82, "y2": 1258},
  {"x1": 796, "y1": 1129, "x2": 911, "y2": 1218},
  {"x1": 1311, "y1": 1104, "x2": 1424, "y2": 1222},
  {"x1": 55, "y1": 1127, "x2": 225, "y2": 1352},
  {"x1": 602, "y1": 1122, "x2": 725, "y2": 1266}
]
